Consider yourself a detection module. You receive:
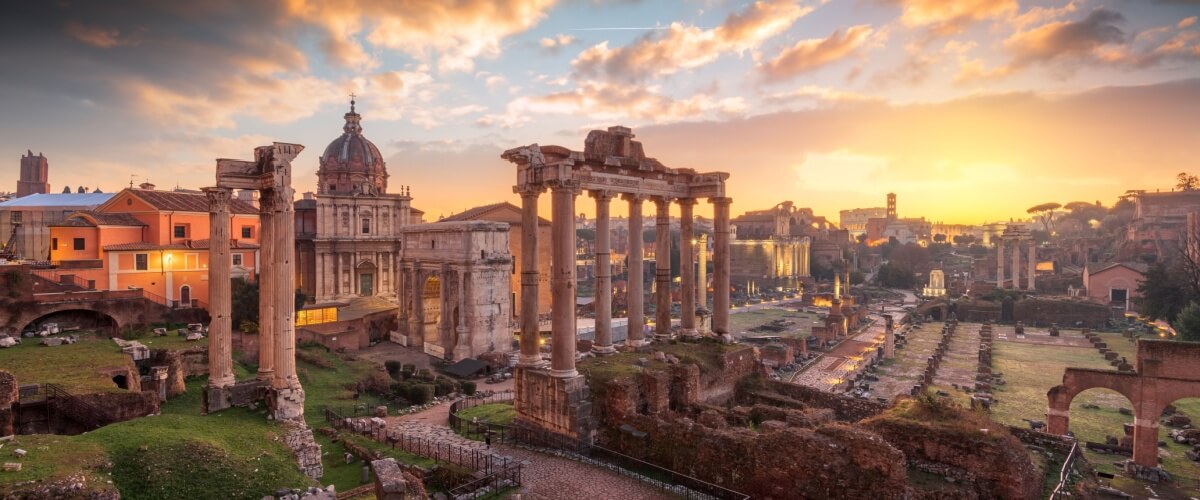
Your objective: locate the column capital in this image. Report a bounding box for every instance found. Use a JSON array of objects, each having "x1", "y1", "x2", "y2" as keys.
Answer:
[
  {"x1": 588, "y1": 189, "x2": 617, "y2": 202},
  {"x1": 546, "y1": 179, "x2": 581, "y2": 195},
  {"x1": 708, "y1": 196, "x2": 733, "y2": 207},
  {"x1": 513, "y1": 184, "x2": 546, "y2": 197},
  {"x1": 653, "y1": 196, "x2": 674, "y2": 208},
  {"x1": 622, "y1": 192, "x2": 649, "y2": 203},
  {"x1": 203, "y1": 186, "x2": 233, "y2": 211},
  {"x1": 675, "y1": 197, "x2": 698, "y2": 207}
]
